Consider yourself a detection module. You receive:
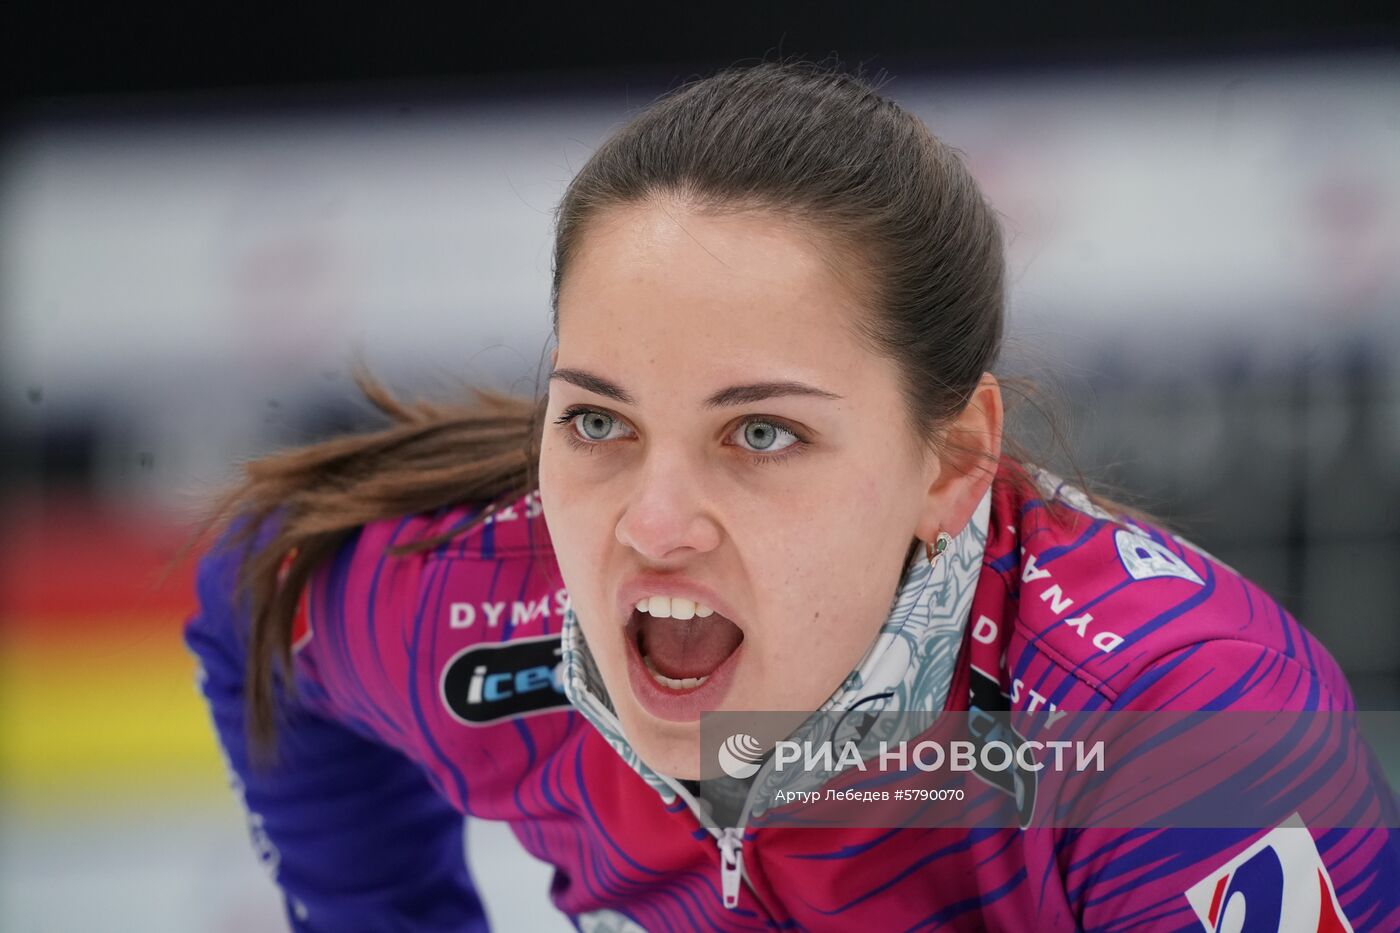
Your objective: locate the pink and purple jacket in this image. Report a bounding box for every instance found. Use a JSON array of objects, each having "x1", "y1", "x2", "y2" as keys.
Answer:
[{"x1": 183, "y1": 456, "x2": 1399, "y2": 931}]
